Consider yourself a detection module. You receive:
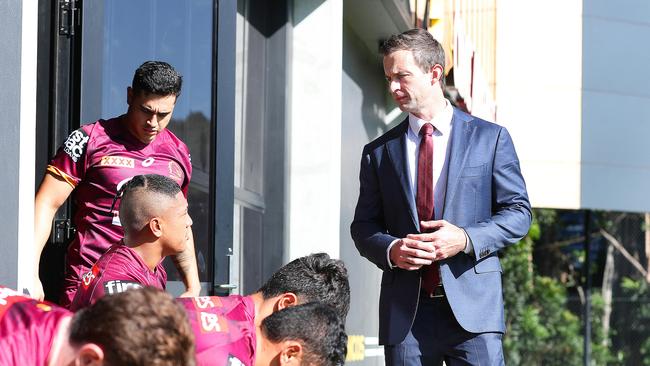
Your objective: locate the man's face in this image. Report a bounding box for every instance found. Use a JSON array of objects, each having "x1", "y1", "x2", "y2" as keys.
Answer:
[
  {"x1": 125, "y1": 88, "x2": 177, "y2": 144},
  {"x1": 160, "y1": 192, "x2": 193, "y2": 255},
  {"x1": 383, "y1": 50, "x2": 436, "y2": 116}
]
